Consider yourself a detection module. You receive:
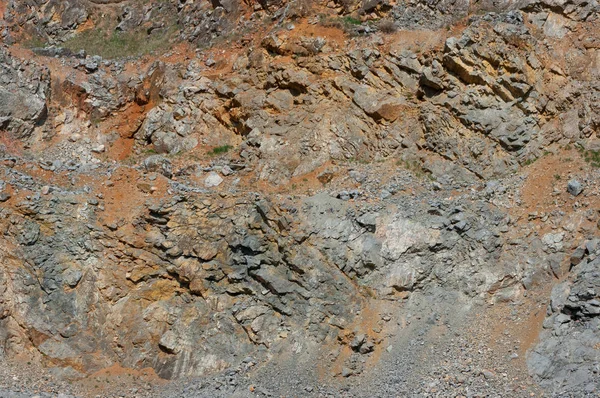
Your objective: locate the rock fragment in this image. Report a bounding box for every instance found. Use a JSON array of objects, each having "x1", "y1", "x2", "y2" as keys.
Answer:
[
  {"x1": 205, "y1": 172, "x2": 224, "y2": 187},
  {"x1": 567, "y1": 179, "x2": 583, "y2": 196}
]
